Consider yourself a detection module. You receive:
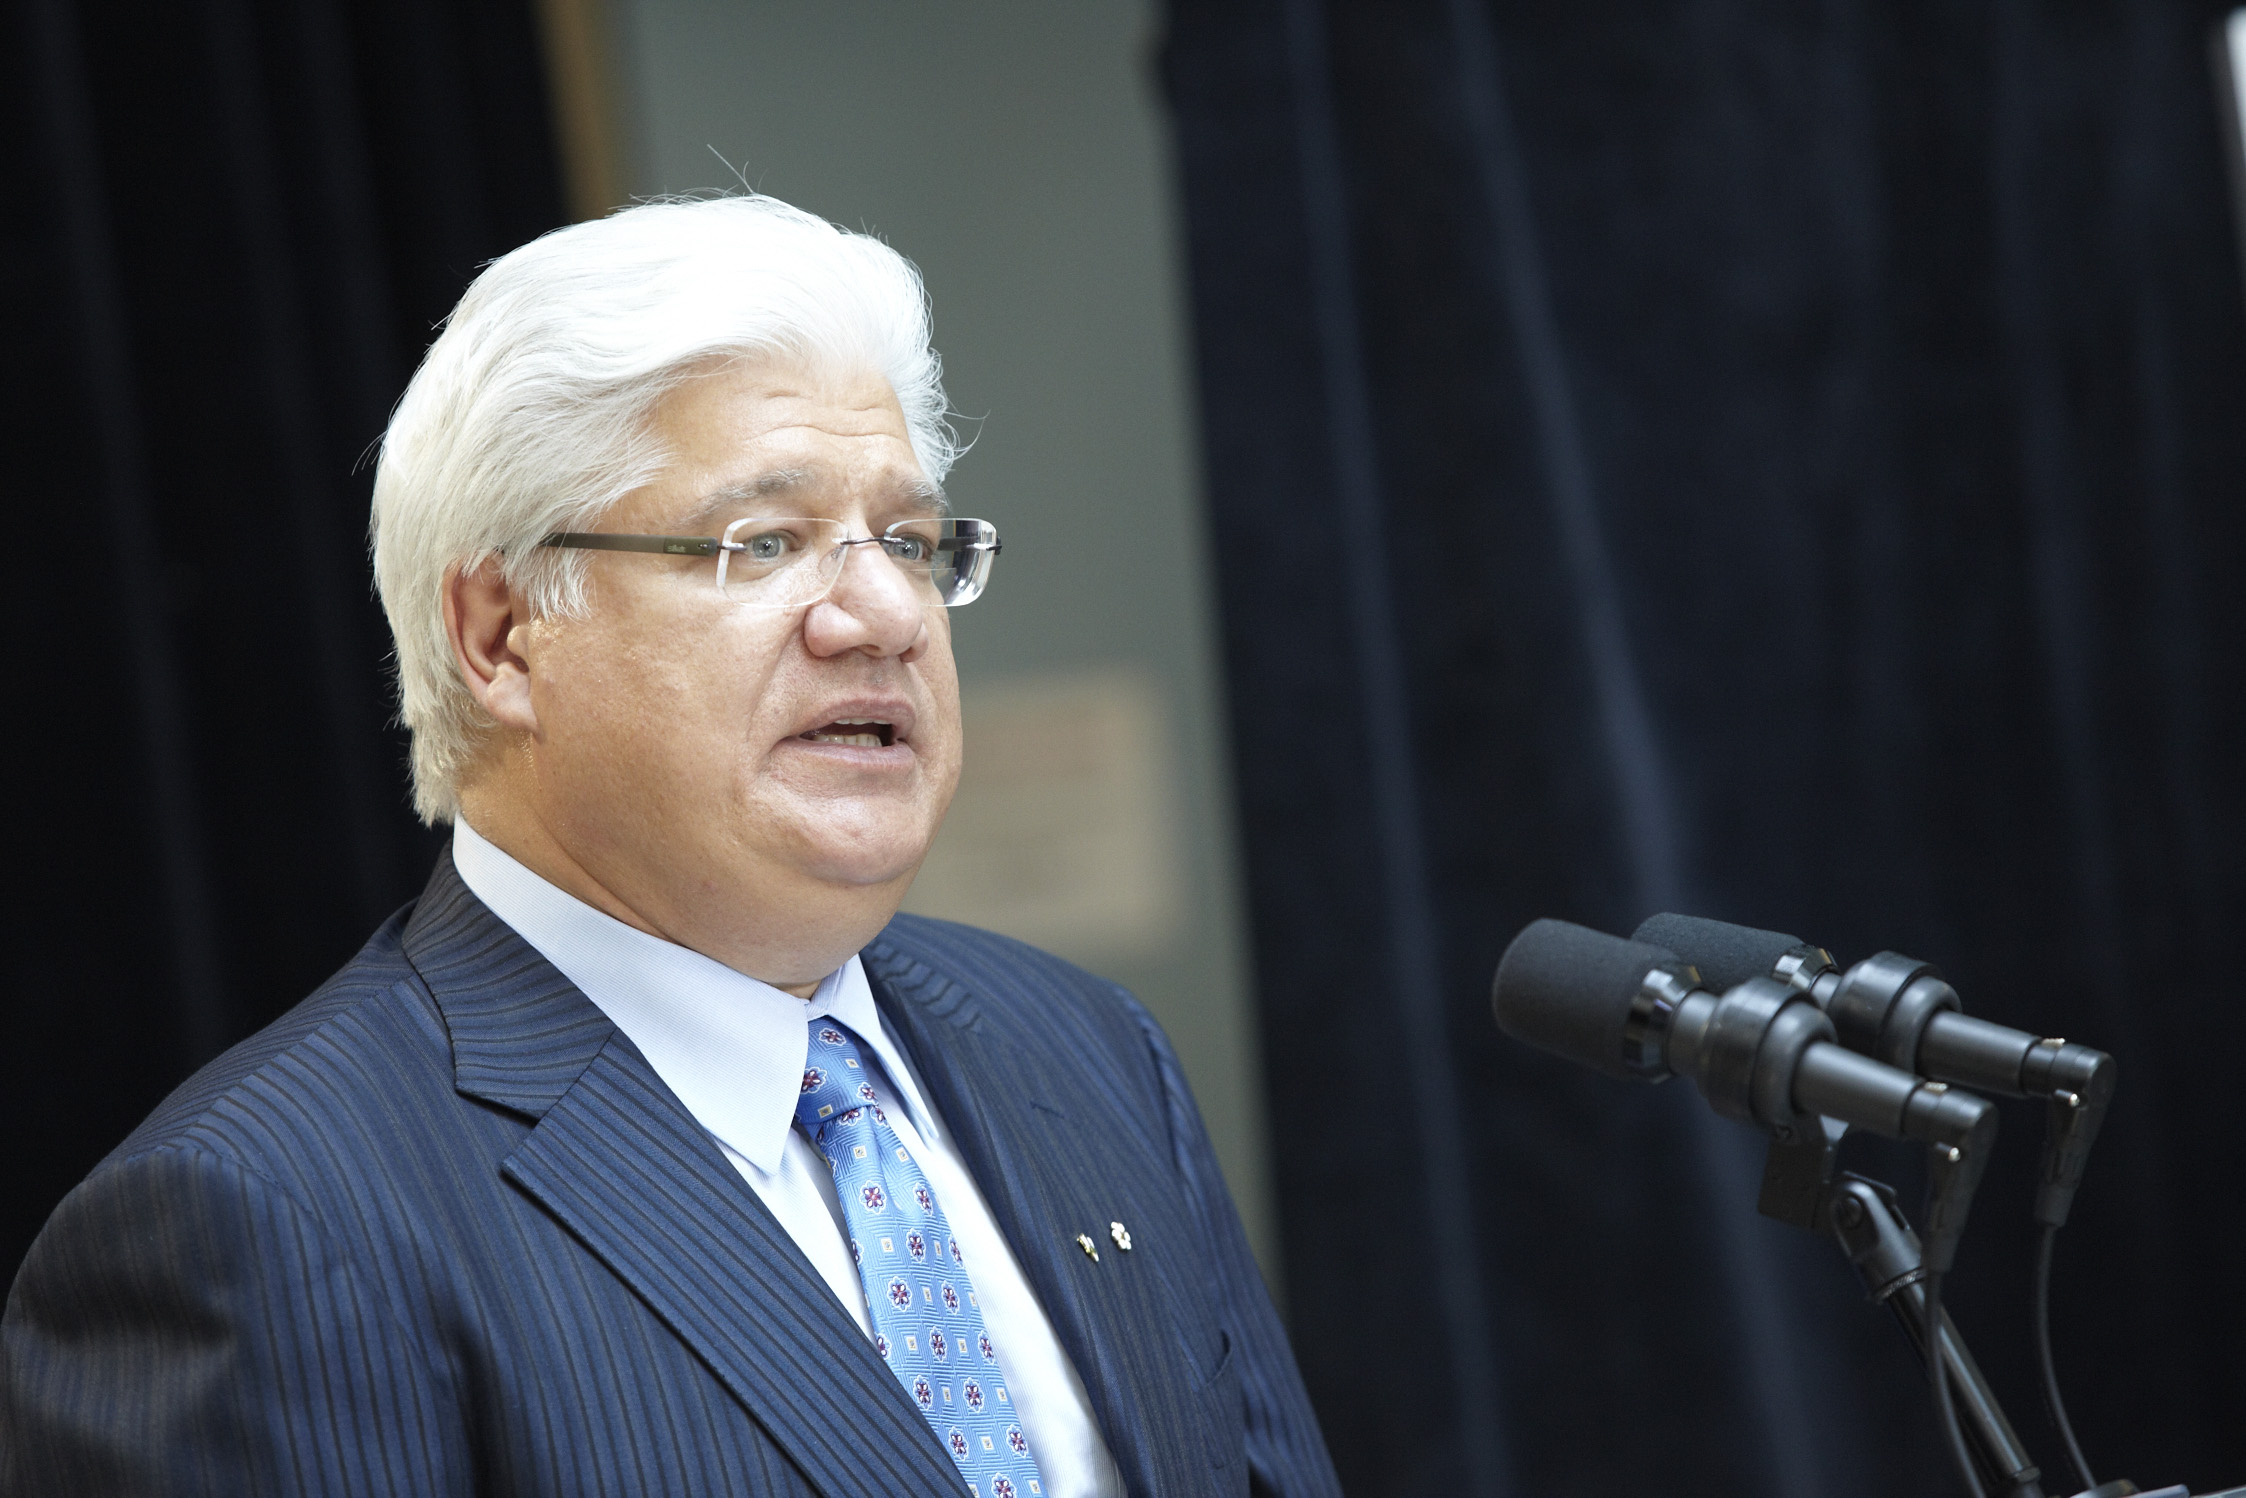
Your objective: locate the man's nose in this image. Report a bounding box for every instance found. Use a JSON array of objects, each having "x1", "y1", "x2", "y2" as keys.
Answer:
[{"x1": 802, "y1": 541, "x2": 927, "y2": 657}]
